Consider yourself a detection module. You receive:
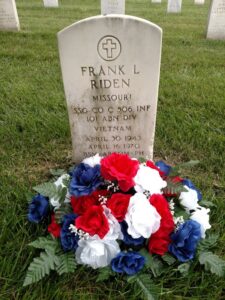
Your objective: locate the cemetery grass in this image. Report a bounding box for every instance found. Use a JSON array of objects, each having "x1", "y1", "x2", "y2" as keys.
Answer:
[{"x1": 0, "y1": 0, "x2": 225, "y2": 299}]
